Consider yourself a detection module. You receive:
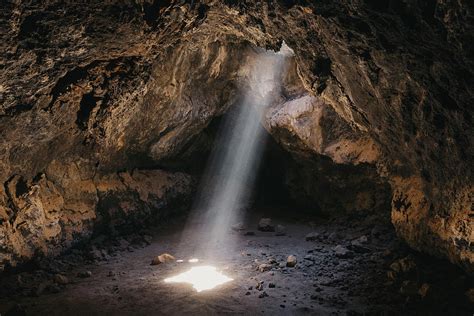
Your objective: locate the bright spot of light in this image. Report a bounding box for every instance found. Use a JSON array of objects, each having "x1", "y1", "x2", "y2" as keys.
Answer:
[
  {"x1": 176, "y1": 259, "x2": 184, "y2": 263},
  {"x1": 188, "y1": 258, "x2": 199, "y2": 263},
  {"x1": 164, "y1": 266, "x2": 233, "y2": 292}
]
